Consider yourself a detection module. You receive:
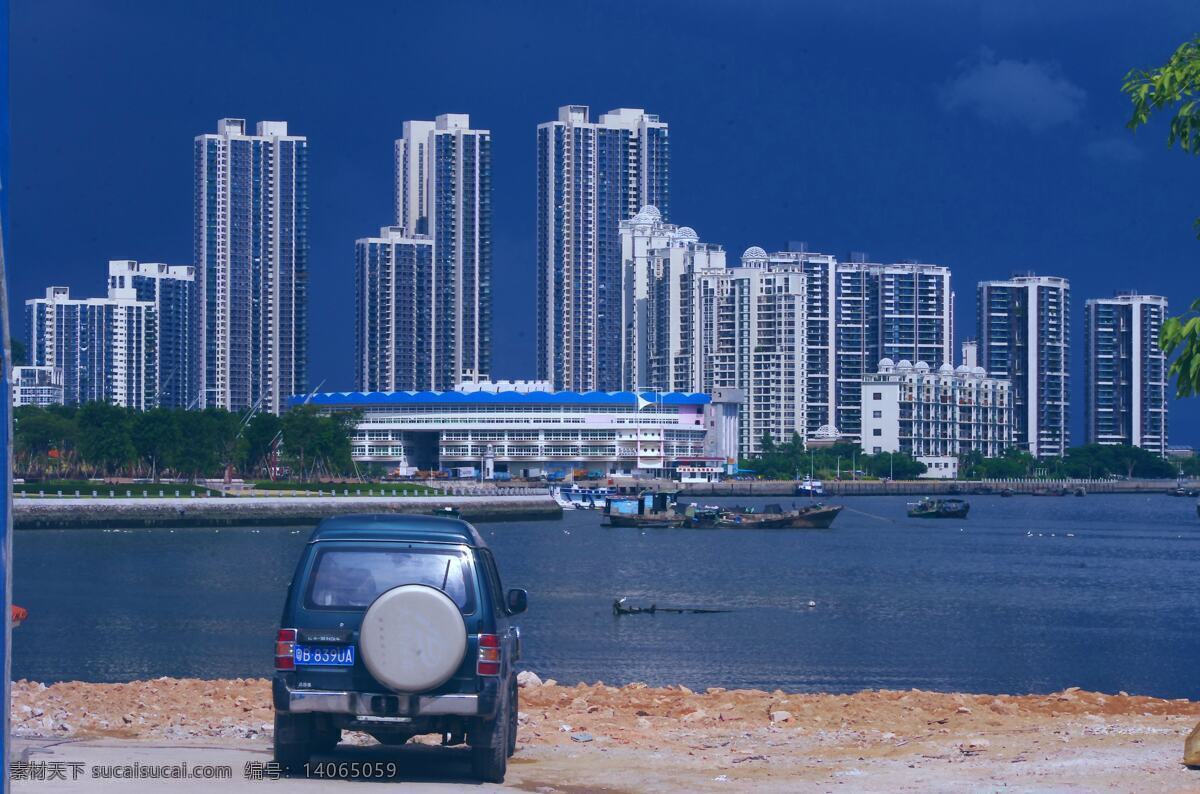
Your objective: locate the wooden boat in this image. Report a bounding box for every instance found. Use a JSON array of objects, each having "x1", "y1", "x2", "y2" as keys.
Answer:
[
  {"x1": 784, "y1": 503, "x2": 844, "y2": 528},
  {"x1": 907, "y1": 497, "x2": 969, "y2": 519},
  {"x1": 715, "y1": 505, "x2": 791, "y2": 528},
  {"x1": 603, "y1": 491, "x2": 685, "y2": 528},
  {"x1": 681, "y1": 504, "x2": 722, "y2": 528}
]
